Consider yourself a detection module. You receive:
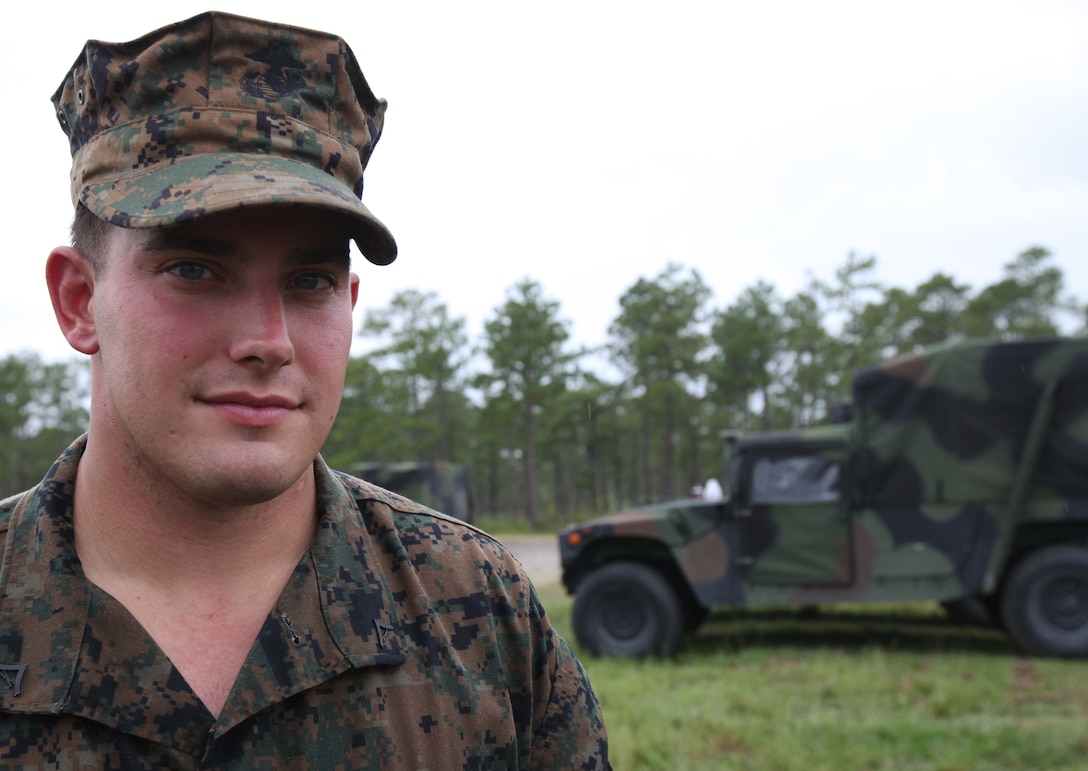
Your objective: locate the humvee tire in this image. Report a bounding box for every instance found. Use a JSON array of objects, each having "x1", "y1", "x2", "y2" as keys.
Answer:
[
  {"x1": 572, "y1": 561, "x2": 684, "y2": 658},
  {"x1": 1002, "y1": 545, "x2": 1088, "y2": 658}
]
